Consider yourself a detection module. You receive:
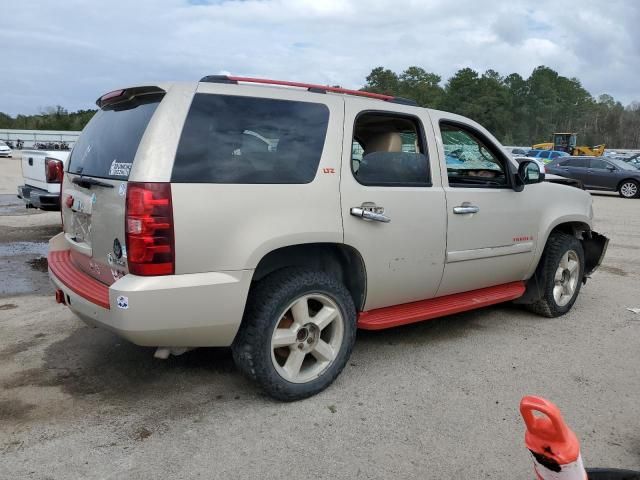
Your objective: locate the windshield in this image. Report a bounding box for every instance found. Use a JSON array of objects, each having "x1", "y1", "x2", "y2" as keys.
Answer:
[
  {"x1": 68, "y1": 94, "x2": 162, "y2": 179},
  {"x1": 442, "y1": 133, "x2": 503, "y2": 172}
]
